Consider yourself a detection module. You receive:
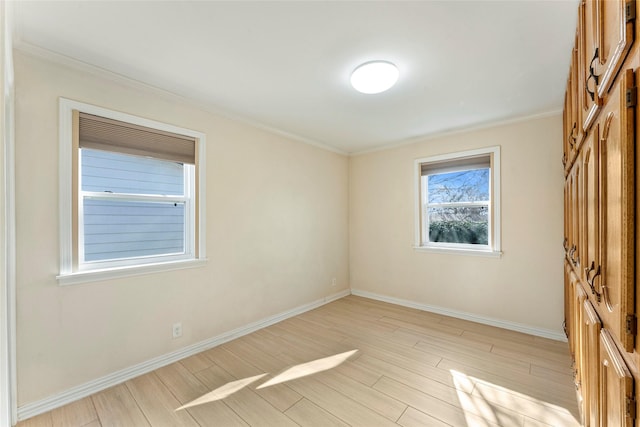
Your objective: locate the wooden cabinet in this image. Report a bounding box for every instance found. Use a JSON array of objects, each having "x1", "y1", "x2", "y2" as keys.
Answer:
[
  {"x1": 565, "y1": 260, "x2": 573, "y2": 340},
  {"x1": 593, "y1": 69, "x2": 636, "y2": 352},
  {"x1": 565, "y1": 43, "x2": 583, "y2": 175},
  {"x1": 583, "y1": 300, "x2": 602, "y2": 426},
  {"x1": 573, "y1": 279, "x2": 588, "y2": 397},
  {"x1": 581, "y1": 124, "x2": 600, "y2": 295},
  {"x1": 564, "y1": 91, "x2": 574, "y2": 175},
  {"x1": 579, "y1": 0, "x2": 602, "y2": 131},
  {"x1": 594, "y1": 0, "x2": 635, "y2": 98},
  {"x1": 578, "y1": 0, "x2": 635, "y2": 130},
  {"x1": 571, "y1": 44, "x2": 584, "y2": 147},
  {"x1": 566, "y1": 153, "x2": 583, "y2": 272},
  {"x1": 563, "y1": 0, "x2": 637, "y2": 423},
  {"x1": 599, "y1": 329, "x2": 635, "y2": 426}
]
